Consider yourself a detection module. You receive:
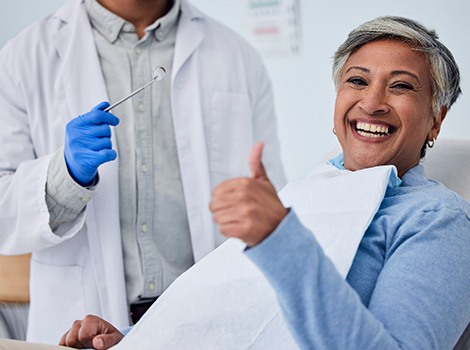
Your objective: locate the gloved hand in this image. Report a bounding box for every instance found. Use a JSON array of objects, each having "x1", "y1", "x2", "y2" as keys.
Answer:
[{"x1": 64, "y1": 101, "x2": 120, "y2": 186}]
